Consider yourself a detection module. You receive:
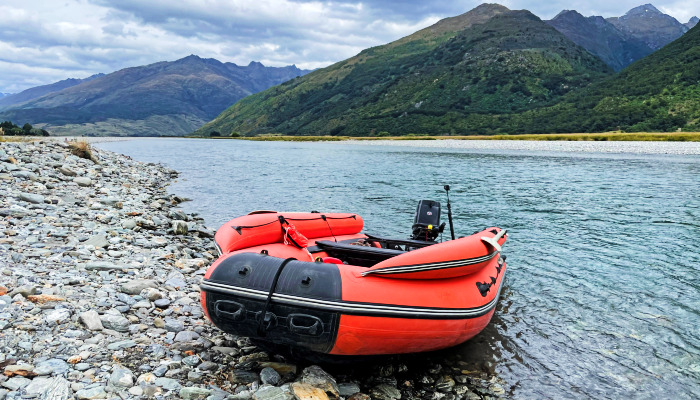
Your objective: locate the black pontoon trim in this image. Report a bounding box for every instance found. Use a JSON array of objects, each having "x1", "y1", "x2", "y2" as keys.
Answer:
[
  {"x1": 361, "y1": 251, "x2": 499, "y2": 276},
  {"x1": 200, "y1": 272, "x2": 505, "y2": 320}
]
